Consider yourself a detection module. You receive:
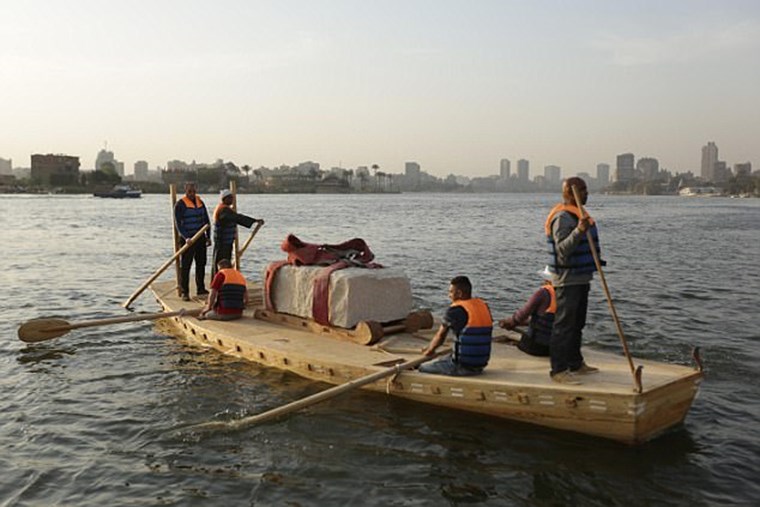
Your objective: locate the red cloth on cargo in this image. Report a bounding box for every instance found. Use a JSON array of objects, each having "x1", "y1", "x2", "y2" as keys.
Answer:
[{"x1": 264, "y1": 234, "x2": 381, "y2": 325}]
